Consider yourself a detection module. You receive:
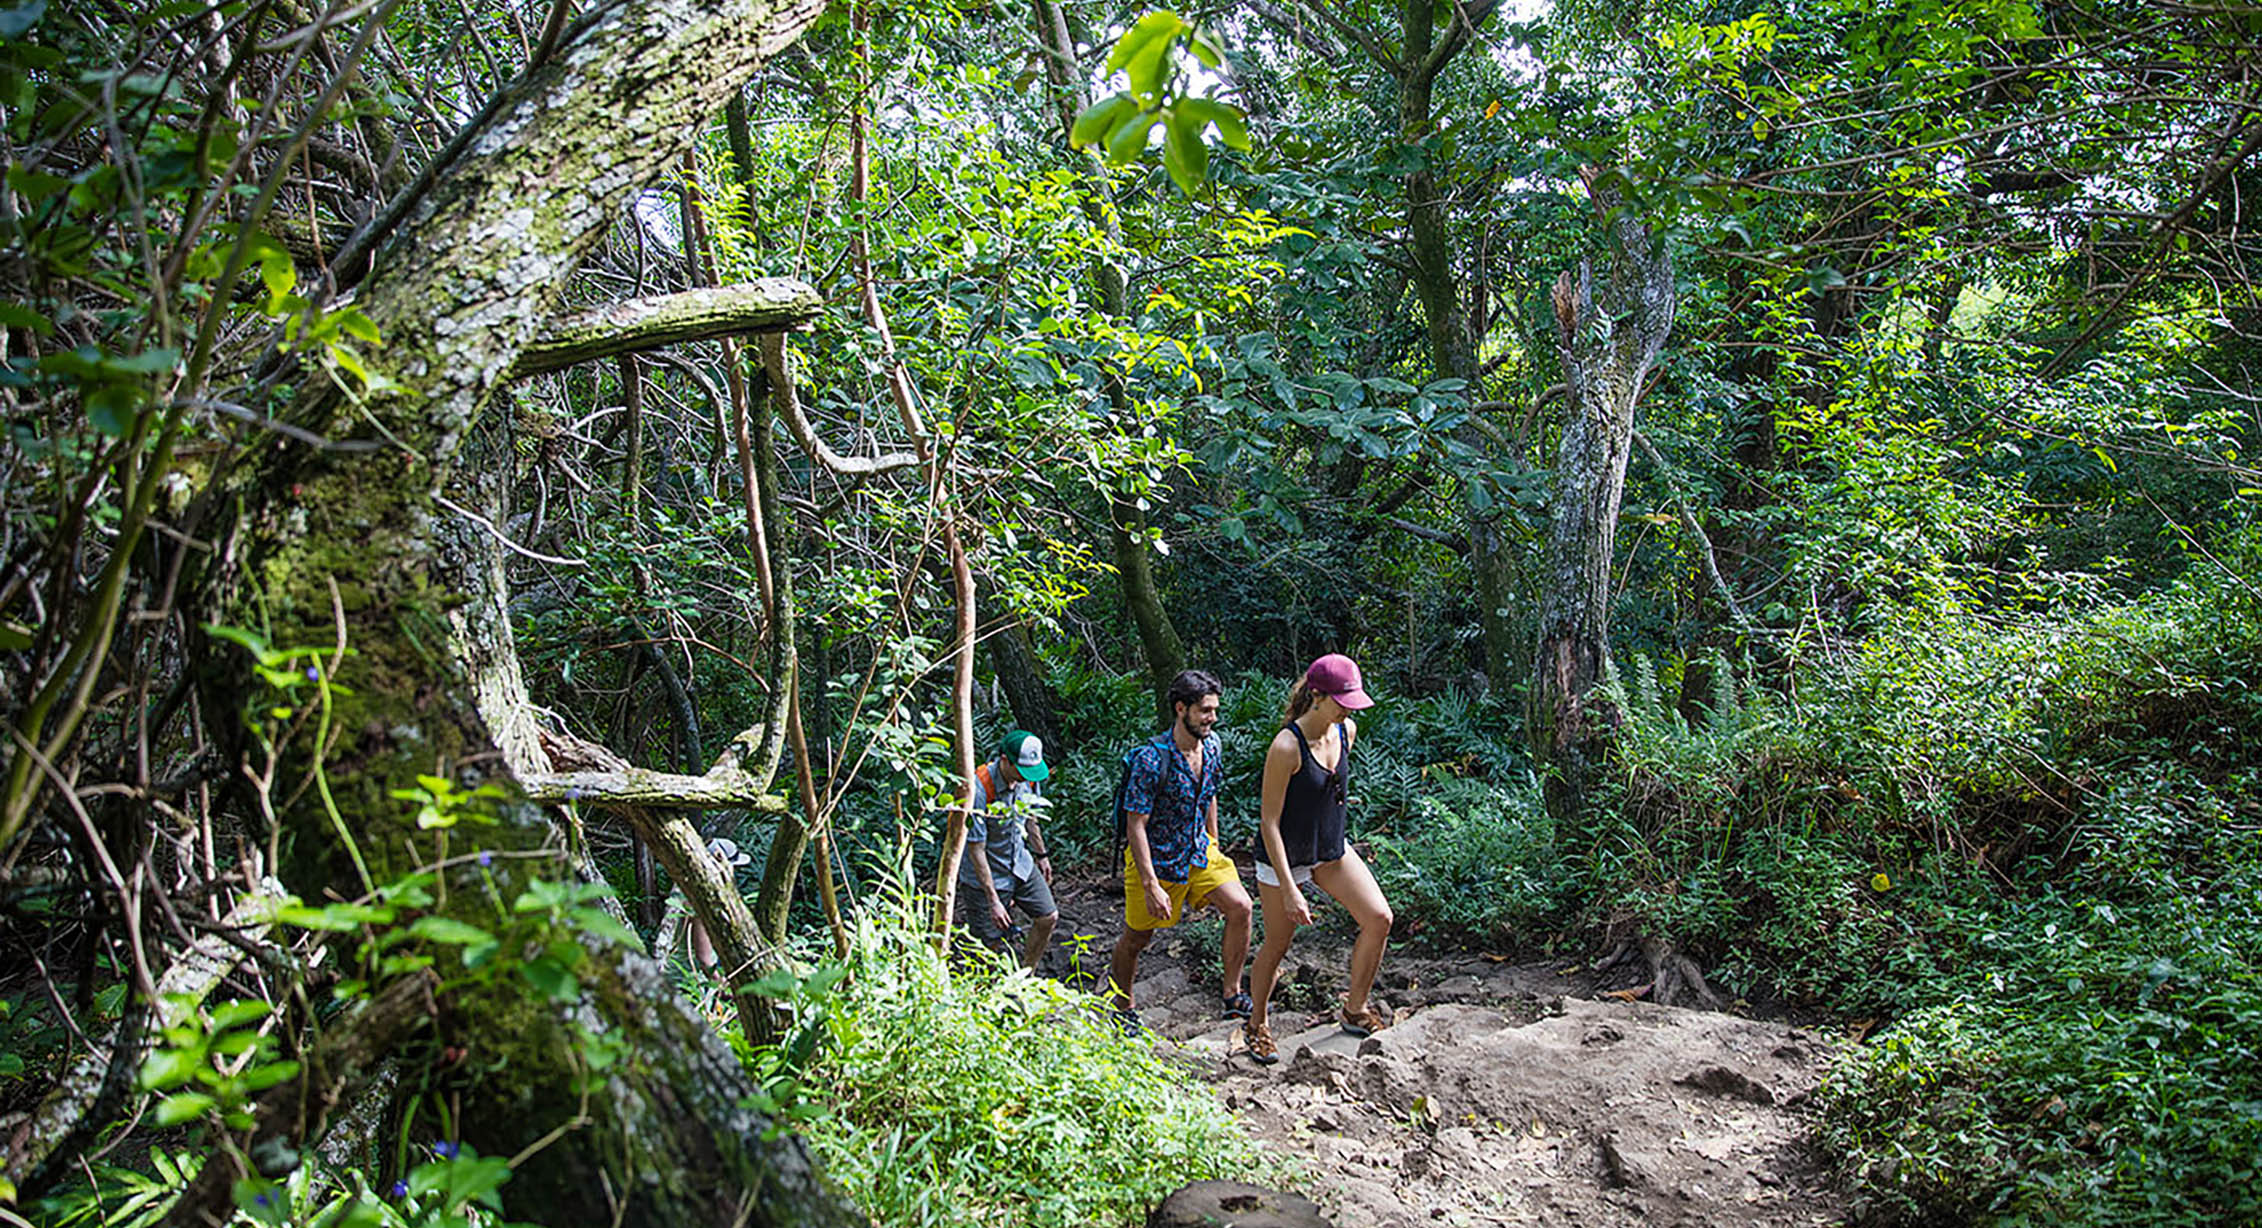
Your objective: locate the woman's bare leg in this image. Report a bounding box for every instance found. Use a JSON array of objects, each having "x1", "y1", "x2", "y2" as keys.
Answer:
[
  {"x1": 1249, "y1": 879, "x2": 1299, "y2": 1031},
  {"x1": 1312, "y1": 846, "x2": 1393, "y2": 1015}
]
